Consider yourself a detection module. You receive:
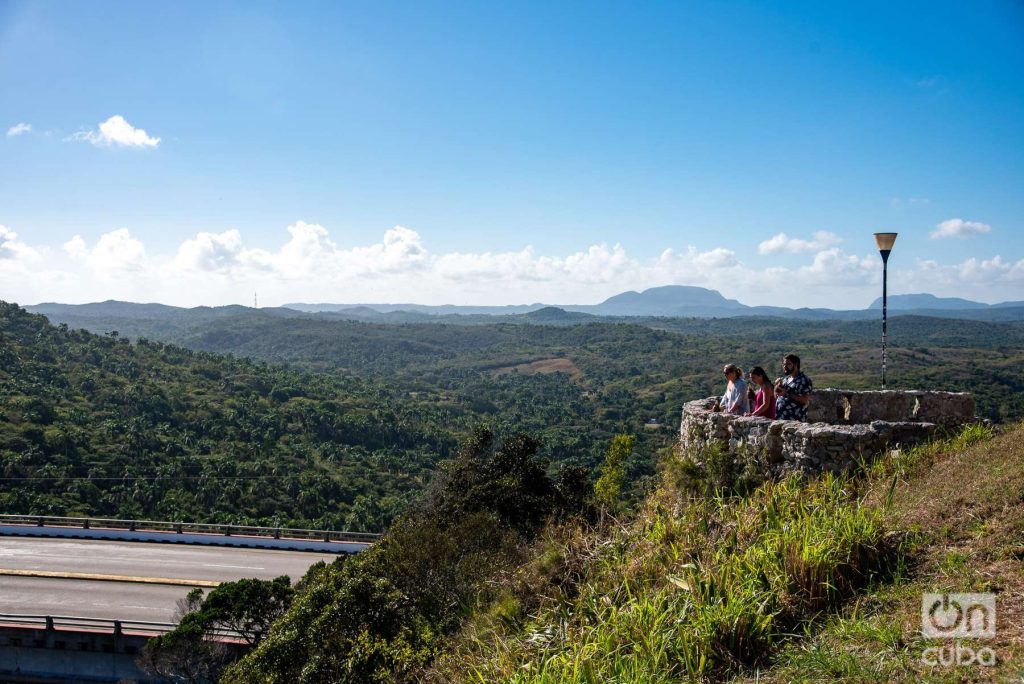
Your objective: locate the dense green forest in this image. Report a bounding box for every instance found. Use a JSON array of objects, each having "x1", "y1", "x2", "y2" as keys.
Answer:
[
  {"x1": 4, "y1": 300, "x2": 1024, "y2": 533},
  {"x1": 0, "y1": 302, "x2": 458, "y2": 529},
  {"x1": 30, "y1": 302, "x2": 1024, "y2": 423}
]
